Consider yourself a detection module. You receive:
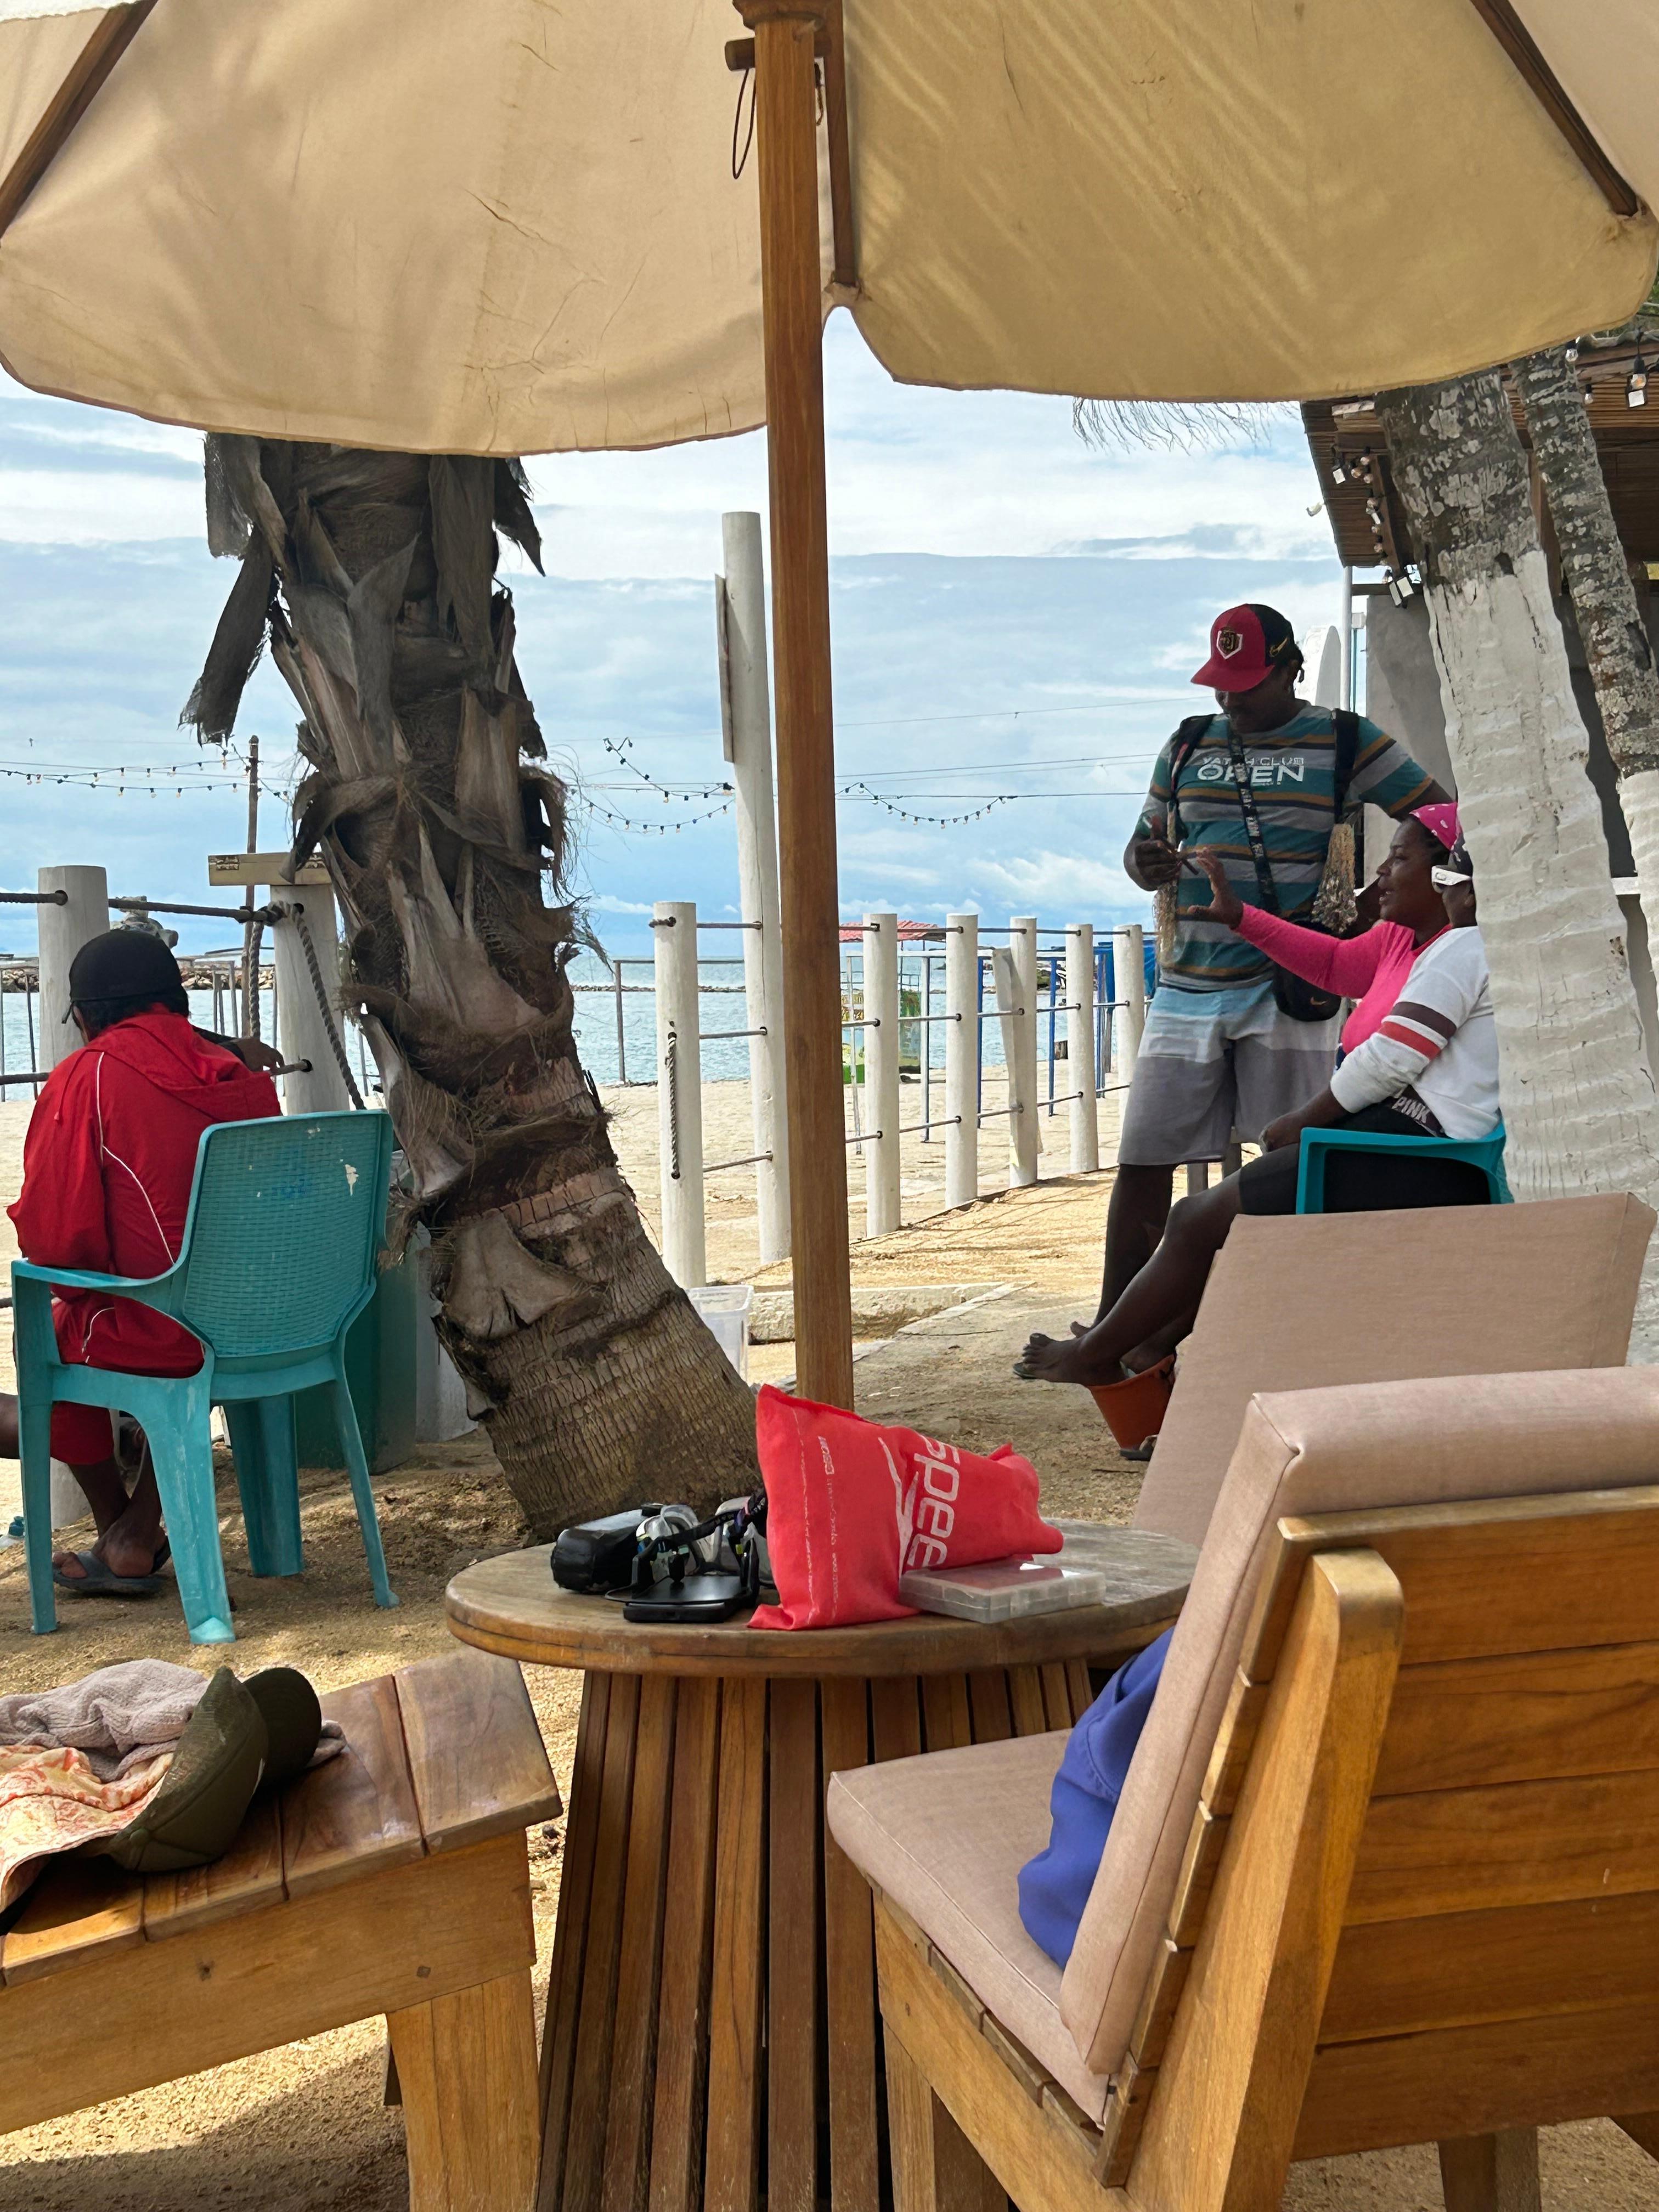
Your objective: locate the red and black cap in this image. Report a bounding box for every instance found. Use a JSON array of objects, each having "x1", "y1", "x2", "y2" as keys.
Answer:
[{"x1": 1190, "y1": 604, "x2": 1302, "y2": 691}]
